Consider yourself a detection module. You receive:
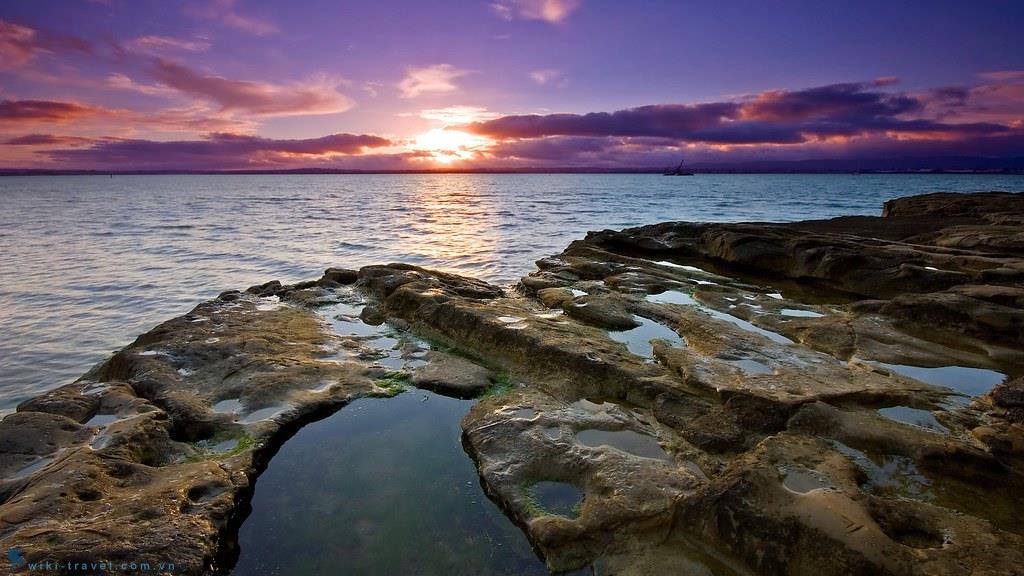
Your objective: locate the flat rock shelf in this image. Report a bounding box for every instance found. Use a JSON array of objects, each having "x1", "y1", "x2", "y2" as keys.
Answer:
[{"x1": 2, "y1": 192, "x2": 1023, "y2": 576}]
